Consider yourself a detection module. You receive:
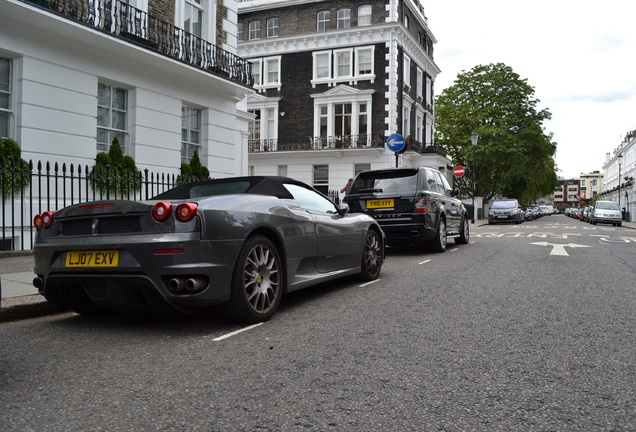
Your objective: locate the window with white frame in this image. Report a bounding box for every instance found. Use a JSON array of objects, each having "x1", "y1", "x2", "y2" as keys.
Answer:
[
  {"x1": 337, "y1": 8, "x2": 351, "y2": 29},
  {"x1": 265, "y1": 57, "x2": 280, "y2": 84},
  {"x1": 335, "y1": 49, "x2": 352, "y2": 78},
  {"x1": 247, "y1": 96, "x2": 279, "y2": 150},
  {"x1": 249, "y1": 20, "x2": 260, "y2": 40},
  {"x1": 313, "y1": 51, "x2": 331, "y2": 80},
  {"x1": 317, "y1": 10, "x2": 330, "y2": 31},
  {"x1": 334, "y1": 103, "x2": 352, "y2": 138},
  {"x1": 181, "y1": 105, "x2": 201, "y2": 164},
  {"x1": 355, "y1": 163, "x2": 370, "y2": 176},
  {"x1": 250, "y1": 59, "x2": 261, "y2": 85},
  {"x1": 312, "y1": 46, "x2": 375, "y2": 84},
  {"x1": 312, "y1": 88, "x2": 374, "y2": 144},
  {"x1": 313, "y1": 164, "x2": 329, "y2": 194},
  {"x1": 237, "y1": 22, "x2": 243, "y2": 41},
  {"x1": 358, "y1": 5, "x2": 371, "y2": 26},
  {"x1": 403, "y1": 55, "x2": 411, "y2": 88},
  {"x1": 249, "y1": 56, "x2": 281, "y2": 87},
  {"x1": 426, "y1": 76, "x2": 433, "y2": 106},
  {"x1": 0, "y1": 57, "x2": 11, "y2": 139},
  {"x1": 97, "y1": 83, "x2": 128, "y2": 153},
  {"x1": 267, "y1": 17, "x2": 279, "y2": 37},
  {"x1": 403, "y1": 104, "x2": 411, "y2": 137},
  {"x1": 183, "y1": 0, "x2": 203, "y2": 37},
  {"x1": 416, "y1": 68, "x2": 423, "y2": 99},
  {"x1": 415, "y1": 112, "x2": 423, "y2": 143},
  {"x1": 355, "y1": 47, "x2": 373, "y2": 75}
]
